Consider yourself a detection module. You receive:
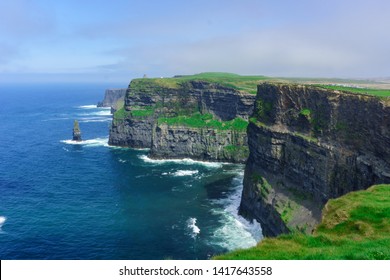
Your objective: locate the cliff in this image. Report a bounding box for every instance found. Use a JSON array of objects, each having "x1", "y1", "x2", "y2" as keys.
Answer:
[
  {"x1": 239, "y1": 83, "x2": 390, "y2": 236},
  {"x1": 109, "y1": 75, "x2": 258, "y2": 162},
  {"x1": 97, "y1": 88, "x2": 127, "y2": 112}
]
